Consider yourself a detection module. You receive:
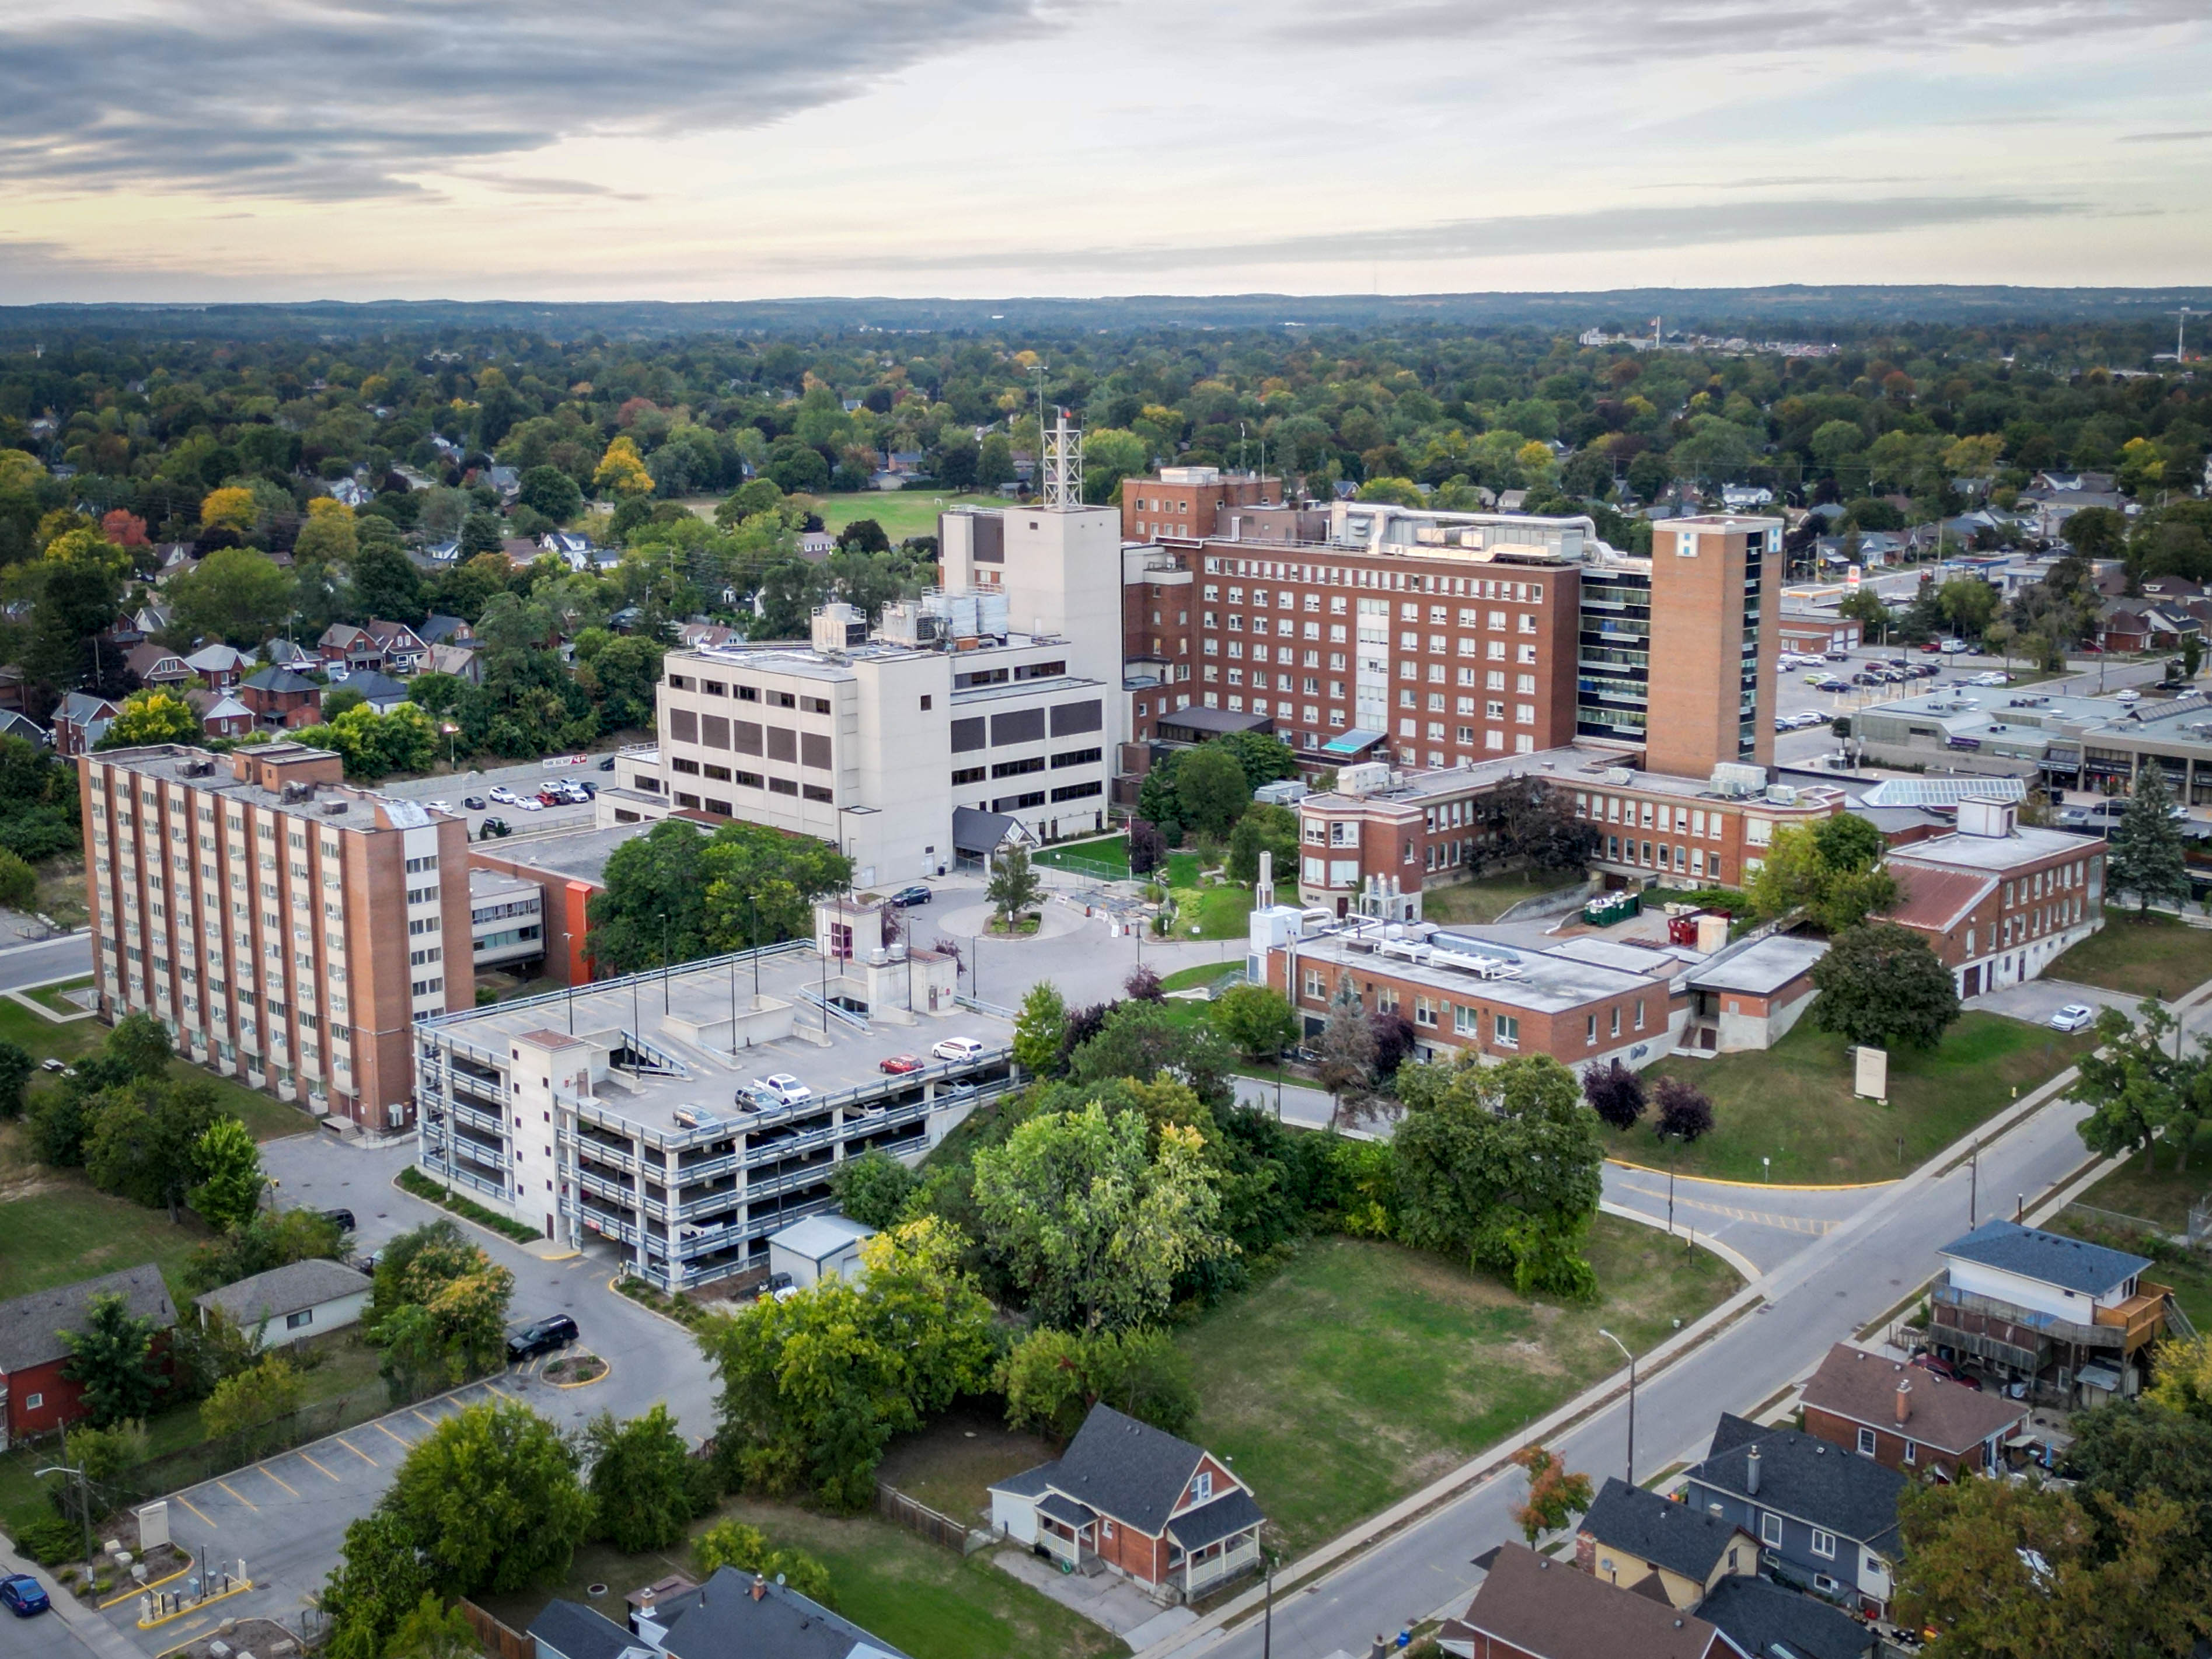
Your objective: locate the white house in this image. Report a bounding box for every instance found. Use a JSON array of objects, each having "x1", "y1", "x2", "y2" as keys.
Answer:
[
  {"x1": 193, "y1": 1258, "x2": 374, "y2": 1347},
  {"x1": 767, "y1": 1214, "x2": 875, "y2": 1289}
]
